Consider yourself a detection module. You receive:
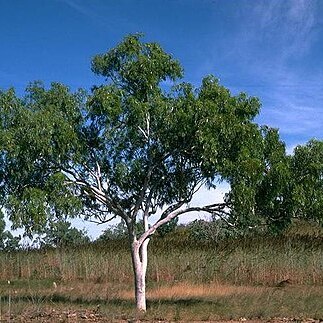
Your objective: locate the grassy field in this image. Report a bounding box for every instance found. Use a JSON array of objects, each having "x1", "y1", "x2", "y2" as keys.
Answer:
[
  {"x1": 0, "y1": 281, "x2": 322, "y2": 322},
  {"x1": 0, "y1": 227, "x2": 322, "y2": 321}
]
